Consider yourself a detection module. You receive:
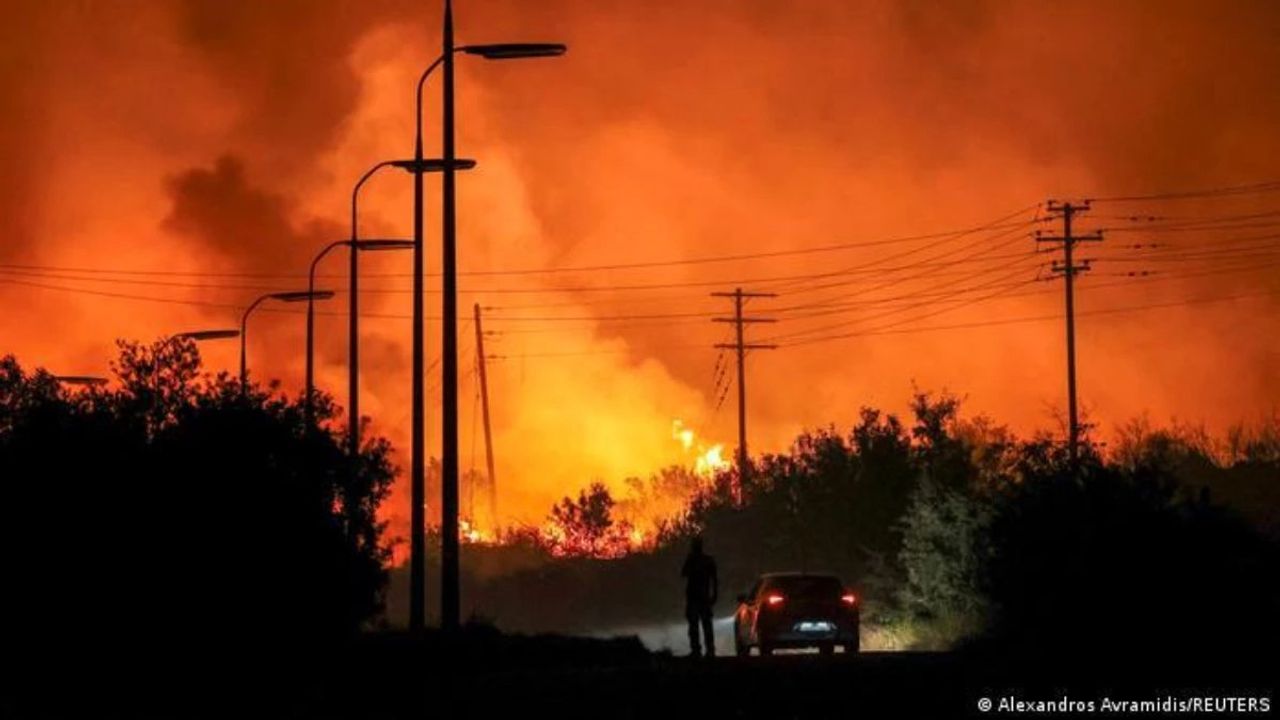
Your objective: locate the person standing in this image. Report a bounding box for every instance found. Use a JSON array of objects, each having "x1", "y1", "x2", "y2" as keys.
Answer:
[{"x1": 681, "y1": 535, "x2": 718, "y2": 657}]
